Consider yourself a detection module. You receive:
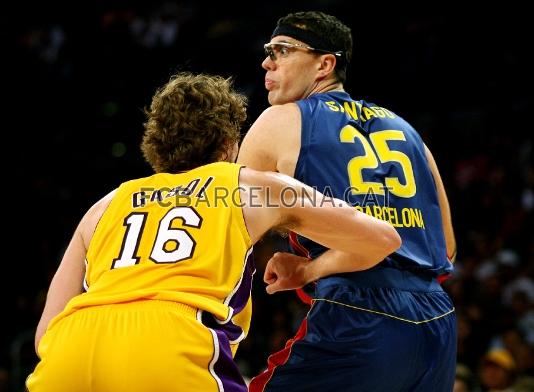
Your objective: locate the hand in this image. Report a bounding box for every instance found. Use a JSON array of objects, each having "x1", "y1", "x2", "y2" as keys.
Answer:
[{"x1": 264, "y1": 252, "x2": 312, "y2": 294}]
